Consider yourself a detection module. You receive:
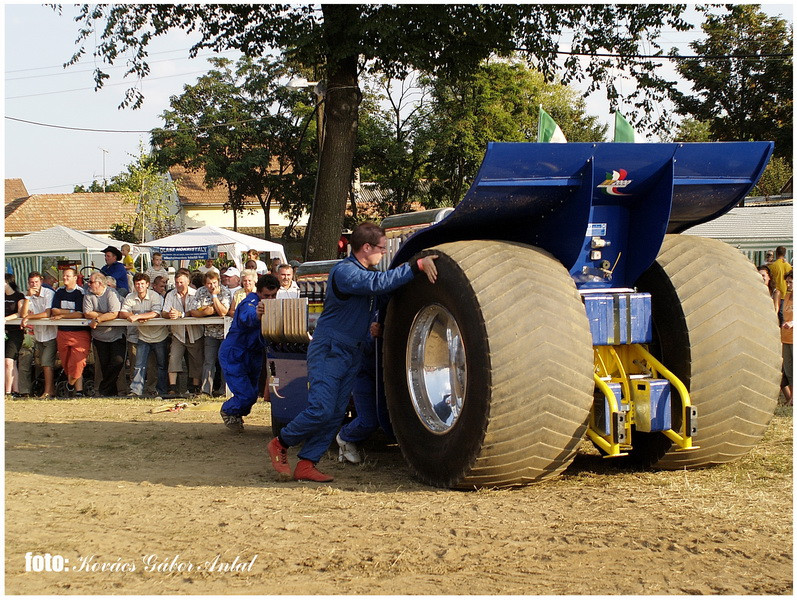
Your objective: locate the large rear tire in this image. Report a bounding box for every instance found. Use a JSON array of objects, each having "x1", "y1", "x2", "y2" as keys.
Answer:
[
  {"x1": 634, "y1": 234, "x2": 781, "y2": 468},
  {"x1": 383, "y1": 240, "x2": 594, "y2": 488}
]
